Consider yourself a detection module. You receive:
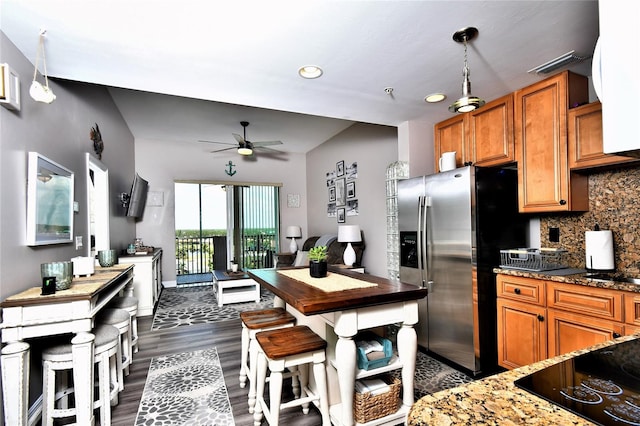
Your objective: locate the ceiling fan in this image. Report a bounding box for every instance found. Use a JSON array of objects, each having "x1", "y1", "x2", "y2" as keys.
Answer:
[{"x1": 198, "y1": 121, "x2": 283, "y2": 157}]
